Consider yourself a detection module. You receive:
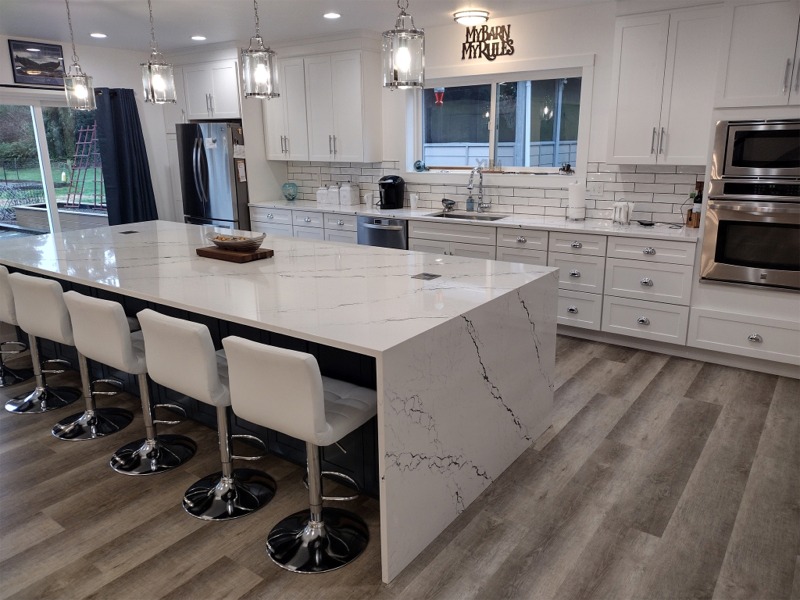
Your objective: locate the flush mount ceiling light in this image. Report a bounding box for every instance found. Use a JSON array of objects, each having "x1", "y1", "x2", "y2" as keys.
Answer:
[
  {"x1": 90, "y1": 32, "x2": 107, "y2": 38},
  {"x1": 191, "y1": 35, "x2": 206, "y2": 41},
  {"x1": 241, "y1": 0, "x2": 279, "y2": 100},
  {"x1": 323, "y1": 12, "x2": 341, "y2": 19},
  {"x1": 453, "y1": 9, "x2": 489, "y2": 26},
  {"x1": 63, "y1": 0, "x2": 95, "y2": 111},
  {"x1": 382, "y1": 0, "x2": 424, "y2": 90},
  {"x1": 141, "y1": 0, "x2": 176, "y2": 104}
]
